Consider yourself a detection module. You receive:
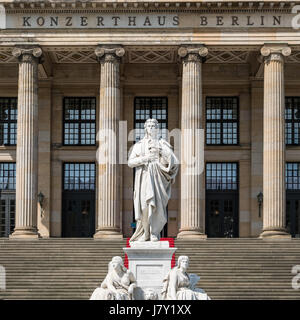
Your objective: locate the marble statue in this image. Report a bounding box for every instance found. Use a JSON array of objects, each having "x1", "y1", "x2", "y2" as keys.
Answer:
[
  {"x1": 144, "y1": 288, "x2": 159, "y2": 300},
  {"x1": 90, "y1": 256, "x2": 137, "y2": 300},
  {"x1": 161, "y1": 256, "x2": 211, "y2": 300},
  {"x1": 128, "y1": 118, "x2": 179, "y2": 242}
]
